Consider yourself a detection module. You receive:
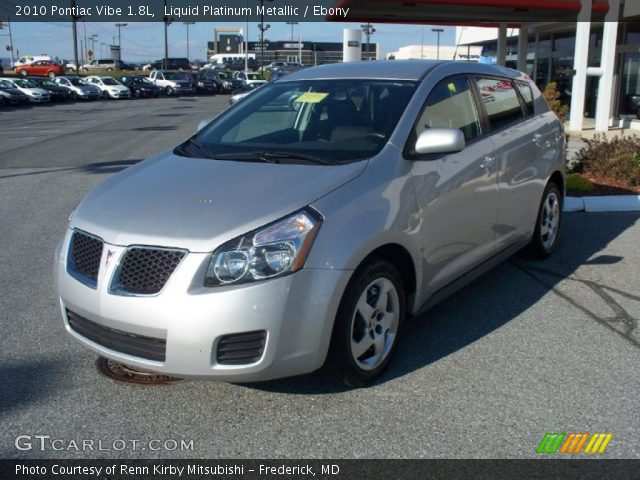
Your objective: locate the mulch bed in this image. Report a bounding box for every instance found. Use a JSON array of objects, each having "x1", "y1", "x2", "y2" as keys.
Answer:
[{"x1": 567, "y1": 173, "x2": 640, "y2": 197}]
